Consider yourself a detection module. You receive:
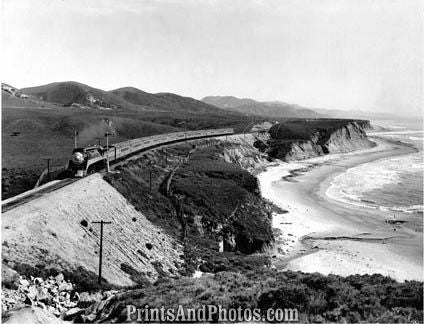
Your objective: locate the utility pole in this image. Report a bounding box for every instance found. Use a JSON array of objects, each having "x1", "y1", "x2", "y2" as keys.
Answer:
[
  {"x1": 73, "y1": 130, "x2": 79, "y2": 148},
  {"x1": 105, "y1": 132, "x2": 112, "y2": 172},
  {"x1": 44, "y1": 159, "x2": 51, "y2": 182},
  {"x1": 92, "y1": 220, "x2": 112, "y2": 286}
]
